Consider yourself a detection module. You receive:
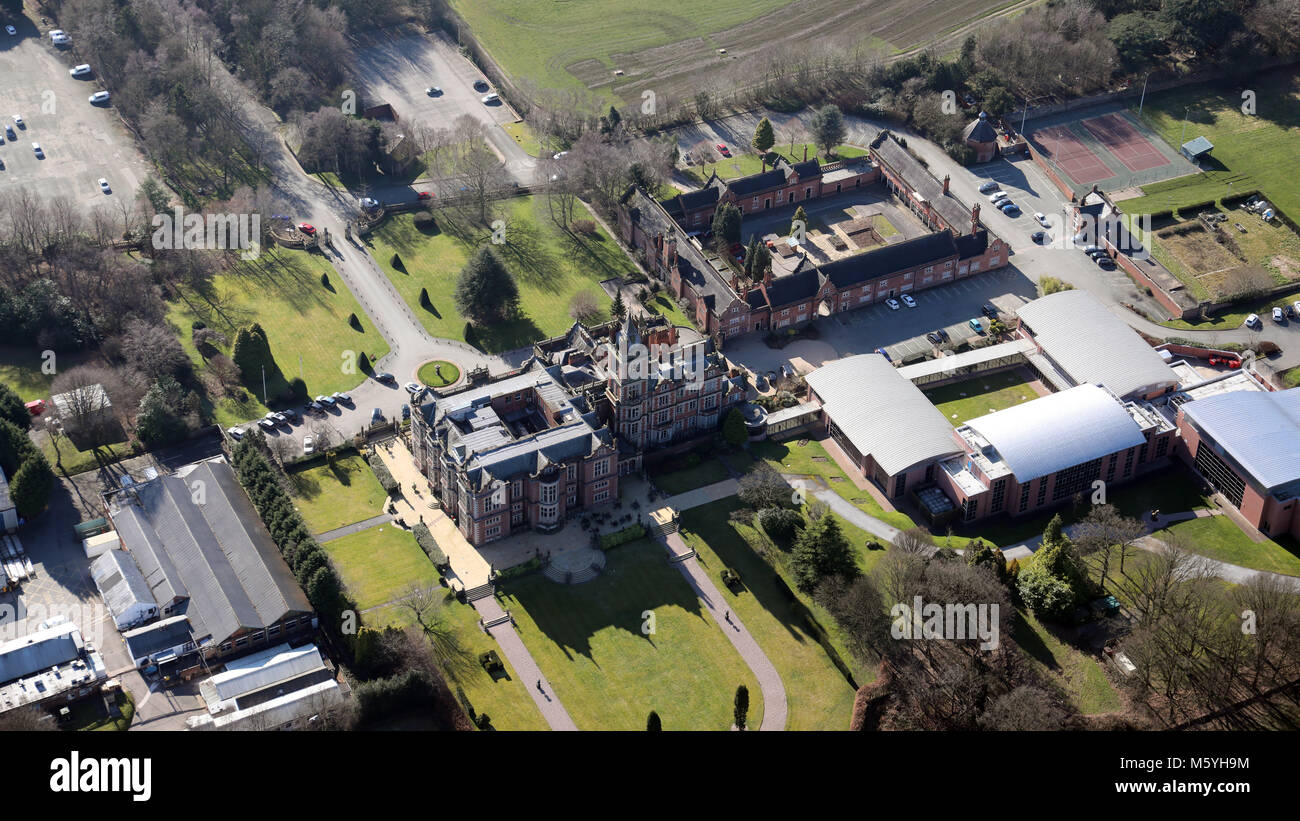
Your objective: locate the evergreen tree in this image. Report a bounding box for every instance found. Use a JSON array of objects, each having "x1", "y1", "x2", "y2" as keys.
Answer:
[
  {"x1": 723, "y1": 407, "x2": 748, "y2": 446},
  {"x1": 734, "y1": 685, "x2": 749, "y2": 731},
  {"x1": 9, "y1": 454, "x2": 53, "y2": 518},
  {"x1": 792, "y1": 205, "x2": 809, "y2": 235},
  {"x1": 136, "y1": 375, "x2": 192, "y2": 446},
  {"x1": 752, "y1": 117, "x2": 775, "y2": 154},
  {"x1": 0, "y1": 383, "x2": 30, "y2": 431},
  {"x1": 790, "y1": 515, "x2": 860, "y2": 592},
  {"x1": 646, "y1": 711, "x2": 662, "y2": 731},
  {"x1": 711, "y1": 202, "x2": 742, "y2": 250},
  {"x1": 454, "y1": 246, "x2": 519, "y2": 324},
  {"x1": 611, "y1": 290, "x2": 626, "y2": 319},
  {"x1": 809, "y1": 104, "x2": 846, "y2": 155},
  {"x1": 232, "y1": 322, "x2": 272, "y2": 383}
]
